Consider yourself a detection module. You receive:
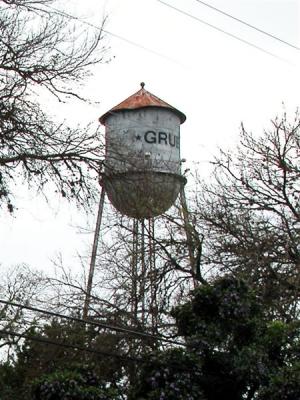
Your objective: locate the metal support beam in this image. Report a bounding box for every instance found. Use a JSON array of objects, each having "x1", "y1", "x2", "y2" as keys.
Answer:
[{"x1": 83, "y1": 187, "x2": 106, "y2": 319}]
